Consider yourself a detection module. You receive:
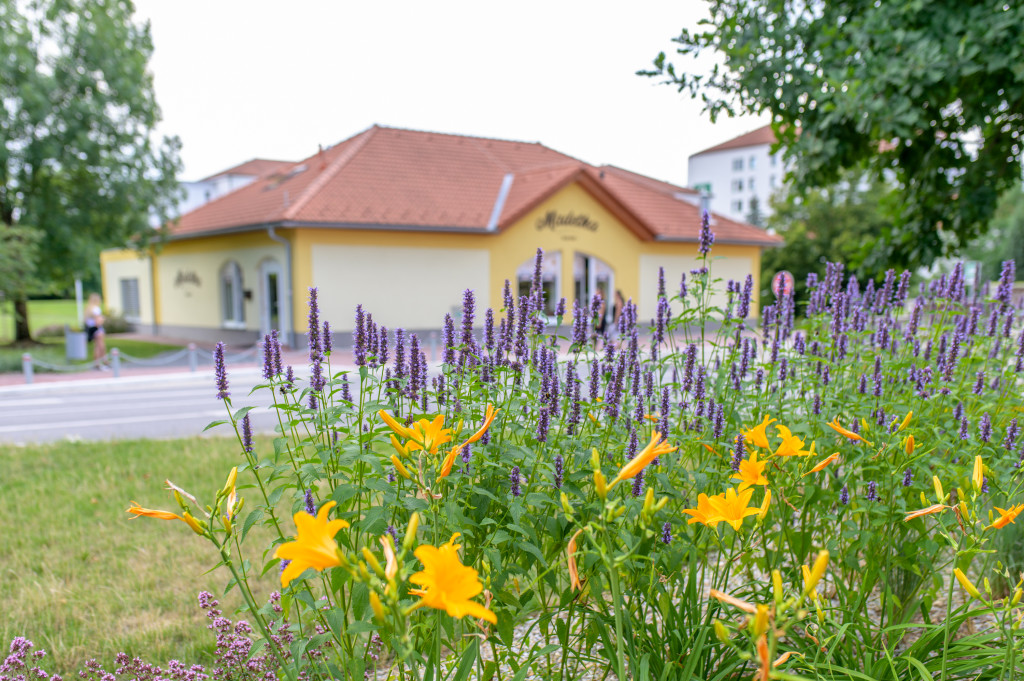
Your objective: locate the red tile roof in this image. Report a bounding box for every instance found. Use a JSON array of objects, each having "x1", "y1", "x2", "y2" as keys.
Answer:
[
  {"x1": 201, "y1": 158, "x2": 294, "y2": 181},
  {"x1": 691, "y1": 125, "x2": 778, "y2": 157},
  {"x1": 170, "y1": 125, "x2": 780, "y2": 247}
]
